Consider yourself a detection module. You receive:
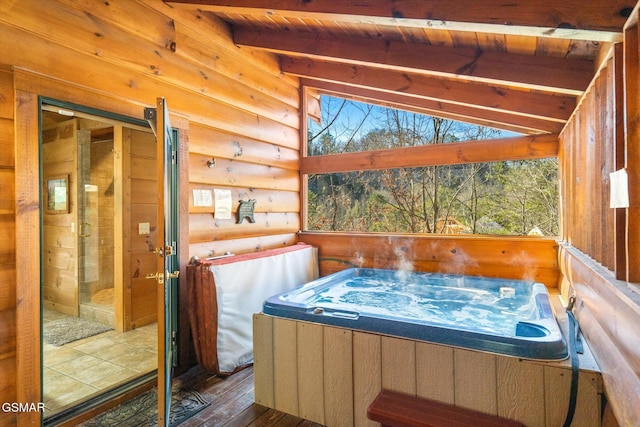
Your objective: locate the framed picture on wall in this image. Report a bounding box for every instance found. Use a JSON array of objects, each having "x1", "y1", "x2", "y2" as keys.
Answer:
[{"x1": 46, "y1": 175, "x2": 69, "y2": 214}]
